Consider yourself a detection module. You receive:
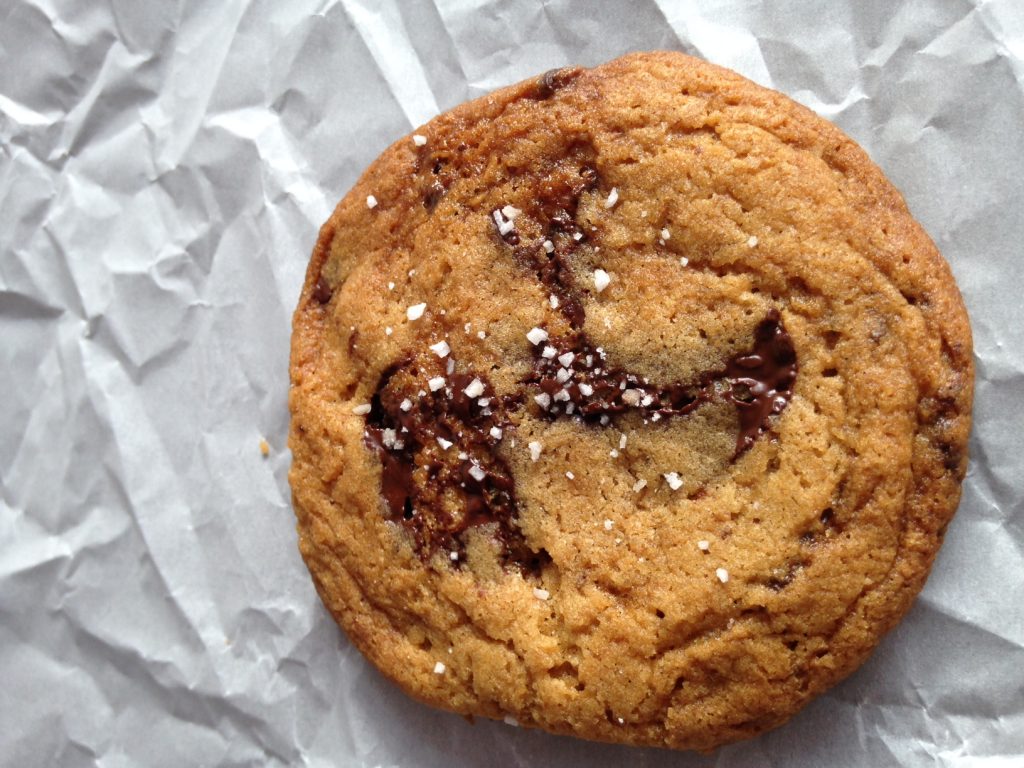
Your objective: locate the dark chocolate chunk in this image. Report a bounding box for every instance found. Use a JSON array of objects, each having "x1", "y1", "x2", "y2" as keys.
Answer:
[
  {"x1": 363, "y1": 362, "x2": 537, "y2": 570},
  {"x1": 534, "y1": 67, "x2": 581, "y2": 99},
  {"x1": 312, "y1": 275, "x2": 333, "y2": 304},
  {"x1": 524, "y1": 310, "x2": 797, "y2": 458},
  {"x1": 424, "y1": 181, "x2": 445, "y2": 212}
]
